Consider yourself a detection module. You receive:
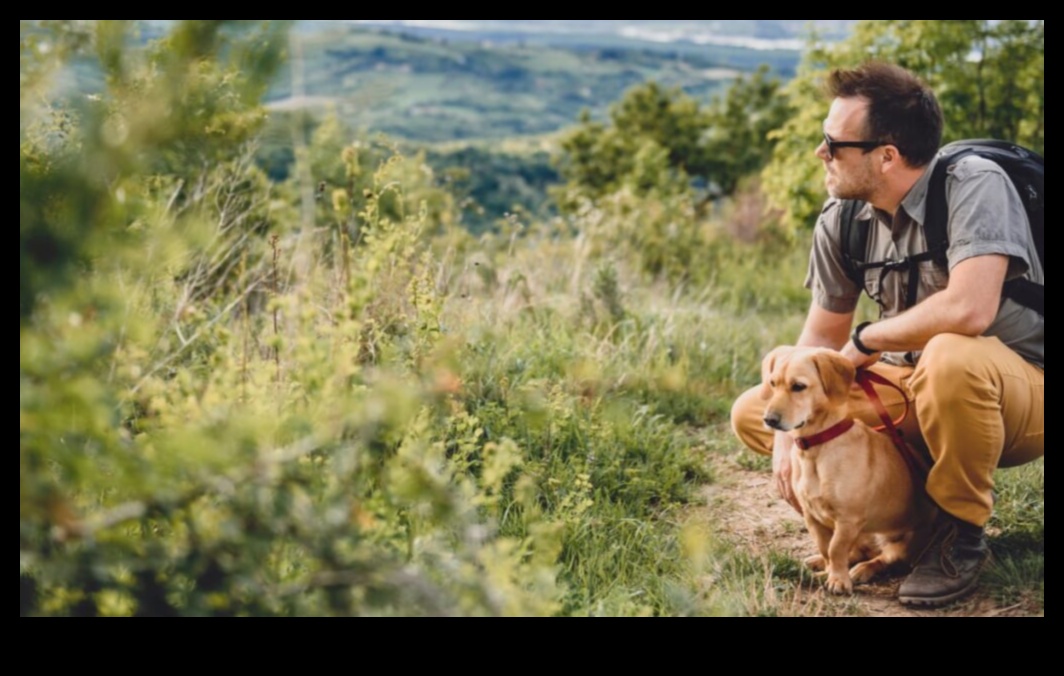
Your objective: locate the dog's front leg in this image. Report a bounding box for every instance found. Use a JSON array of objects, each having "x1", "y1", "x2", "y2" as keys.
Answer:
[{"x1": 826, "y1": 521, "x2": 863, "y2": 595}]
